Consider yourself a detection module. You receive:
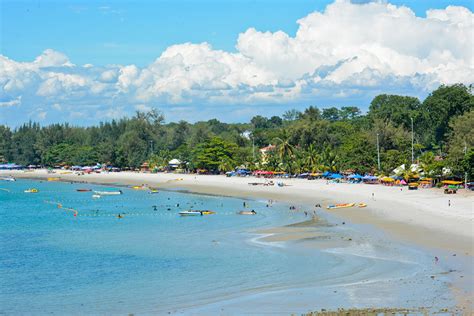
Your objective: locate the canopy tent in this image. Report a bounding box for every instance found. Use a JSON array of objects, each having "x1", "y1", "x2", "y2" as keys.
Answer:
[
  {"x1": 254, "y1": 170, "x2": 273, "y2": 175},
  {"x1": 0, "y1": 163, "x2": 23, "y2": 170},
  {"x1": 441, "y1": 180, "x2": 463, "y2": 185},
  {"x1": 329, "y1": 173, "x2": 343, "y2": 179},
  {"x1": 348, "y1": 174, "x2": 363, "y2": 179},
  {"x1": 363, "y1": 175, "x2": 378, "y2": 181},
  {"x1": 322, "y1": 171, "x2": 332, "y2": 177}
]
